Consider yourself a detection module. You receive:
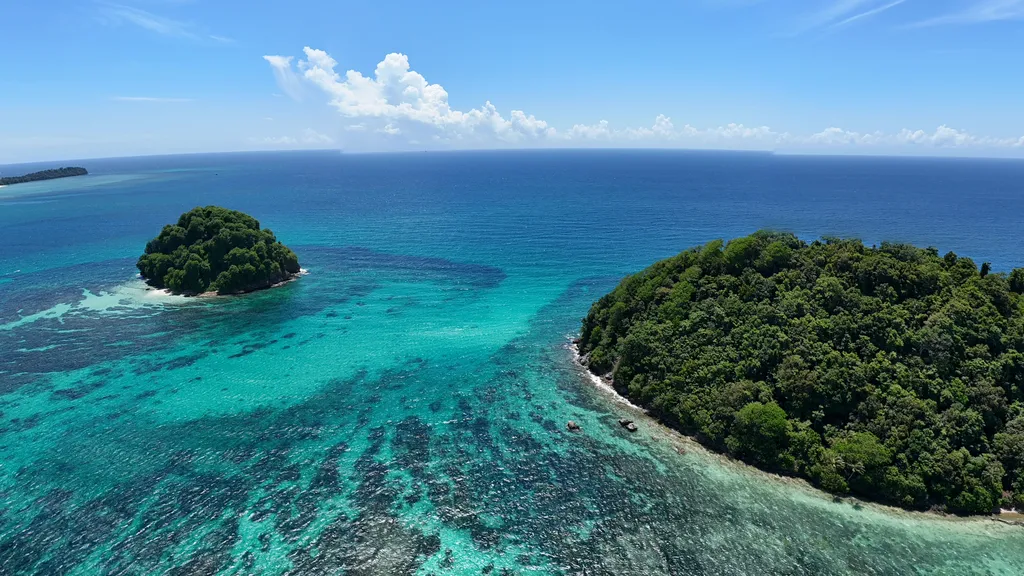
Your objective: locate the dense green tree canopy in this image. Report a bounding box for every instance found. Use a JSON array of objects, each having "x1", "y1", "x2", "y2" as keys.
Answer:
[
  {"x1": 137, "y1": 206, "x2": 300, "y2": 295},
  {"x1": 579, "y1": 231, "x2": 1024, "y2": 515},
  {"x1": 0, "y1": 167, "x2": 87, "y2": 186}
]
